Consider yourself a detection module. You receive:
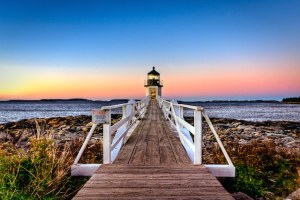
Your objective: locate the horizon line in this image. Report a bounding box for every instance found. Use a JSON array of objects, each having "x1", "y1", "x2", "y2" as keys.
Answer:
[{"x1": 0, "y1": 97, "x2": 289, "y2": 102}]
